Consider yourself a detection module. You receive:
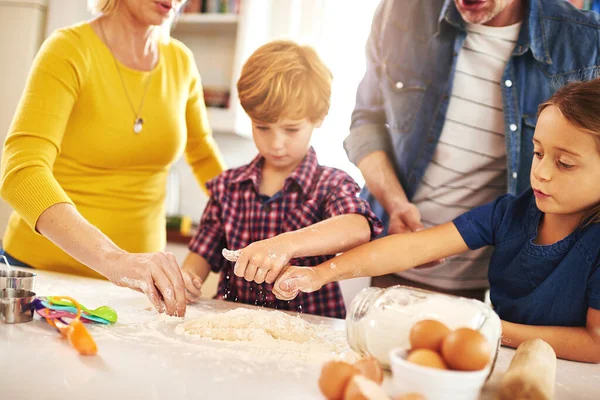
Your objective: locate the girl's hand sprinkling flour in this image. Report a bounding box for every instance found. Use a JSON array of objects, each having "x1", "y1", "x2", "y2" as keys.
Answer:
[
  {"x1": 273, "y1": 266, "x2": 323, "y2": 301},
  {"x1": 232, "y1": 235, "x2": 295, "y2": 284}
]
